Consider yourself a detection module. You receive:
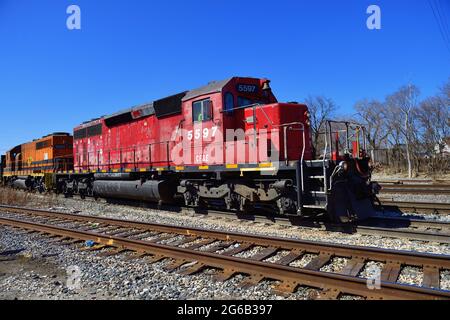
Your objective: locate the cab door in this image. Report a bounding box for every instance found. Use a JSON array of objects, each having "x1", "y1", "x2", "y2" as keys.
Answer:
[{"x1": 183, "y1": 97, "x2": 222, "y2": 167}]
